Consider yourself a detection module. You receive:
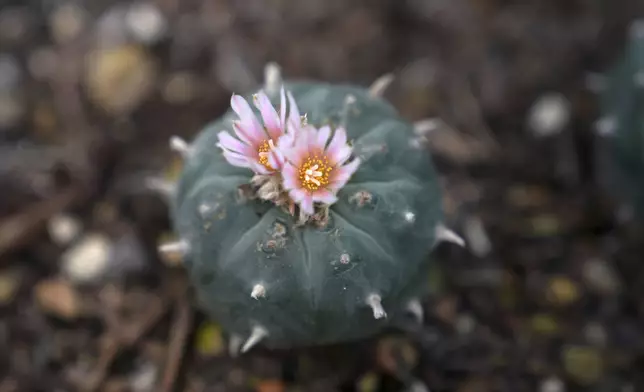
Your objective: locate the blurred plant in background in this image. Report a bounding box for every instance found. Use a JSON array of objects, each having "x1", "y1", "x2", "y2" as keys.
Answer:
[{"x1": 1, "y1": 0, "x2": 644, "y2": 391}]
